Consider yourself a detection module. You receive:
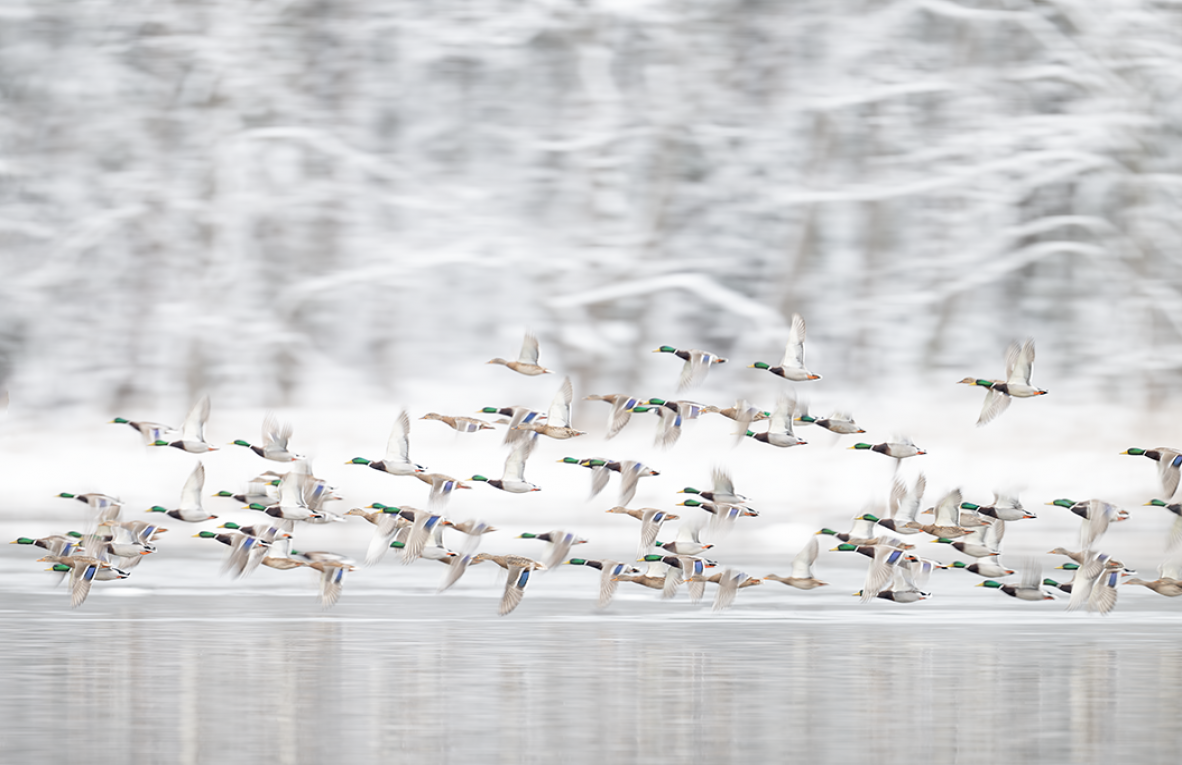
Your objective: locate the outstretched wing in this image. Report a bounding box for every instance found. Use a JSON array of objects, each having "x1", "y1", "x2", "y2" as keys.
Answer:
[
  {"x1": 517, "y1": 333, "x2": 541, "y2": 365},
  {"x1": 779, "y1": 313, "x2": 808, "y2": 371}
]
